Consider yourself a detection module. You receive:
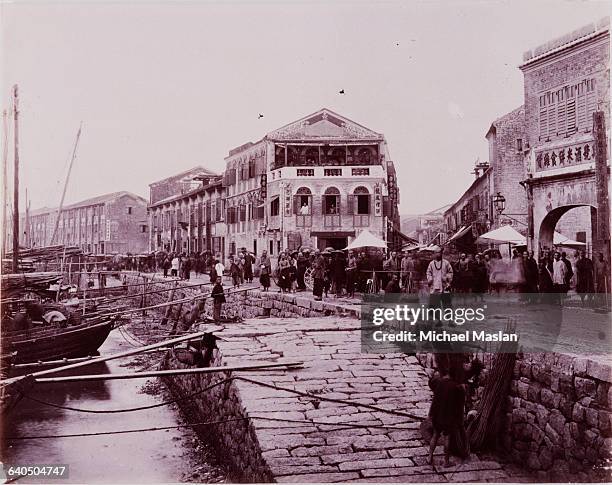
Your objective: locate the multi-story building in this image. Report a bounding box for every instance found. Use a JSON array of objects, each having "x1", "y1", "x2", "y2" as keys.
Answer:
[
  {"x1": 148, "y1": 169, "x2": 225, "y2": 256},
  {"x1": 23, "y1": 191, "x2": 149, "y2": 254},
  {"x1": 149, "y1": 109, "x2": 402, "y2": 260},
  {"x1": 444, "y1": 163, "x2": 493, "y2": 252},
  {"x1": 223, "y1": 108, "x2": 400, "y2": 257},
  {"x1": 520, "y1": 18, "x2": 610, "y2": 256},
  {"x1": 444, "y1": 106, "x2": 527, "y2": 250}
]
